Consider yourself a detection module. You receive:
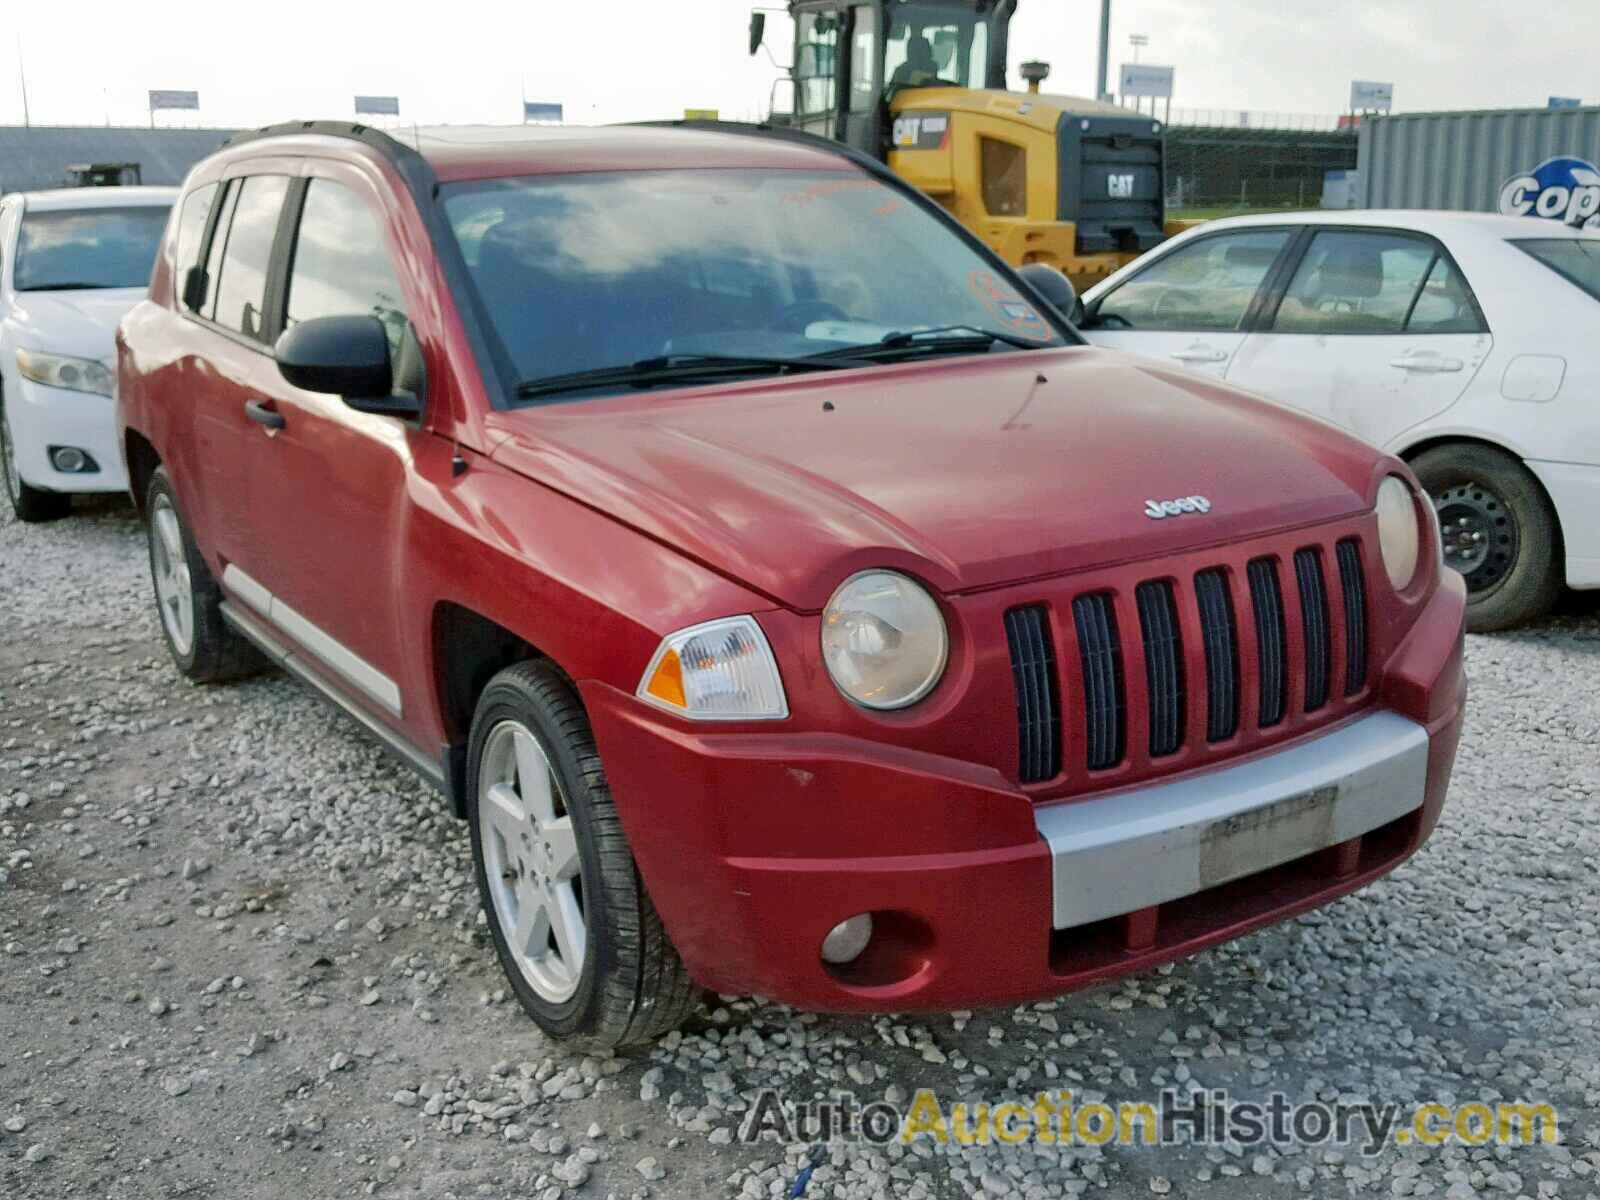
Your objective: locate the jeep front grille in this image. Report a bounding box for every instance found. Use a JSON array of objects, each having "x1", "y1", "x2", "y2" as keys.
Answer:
[{"x1": 1002, "y1": 530, "x2": 1374, "y2": 783}]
